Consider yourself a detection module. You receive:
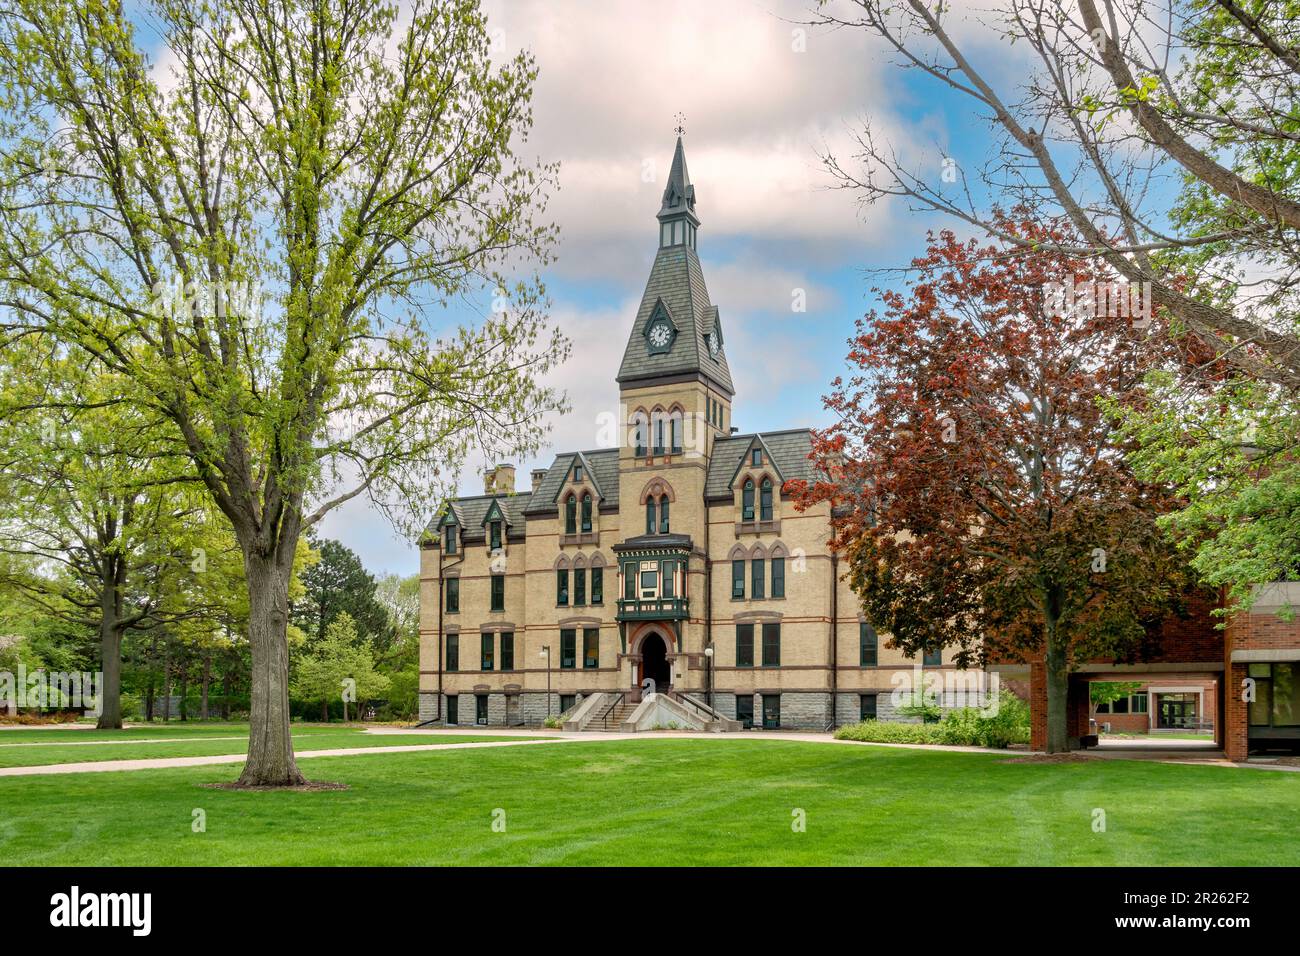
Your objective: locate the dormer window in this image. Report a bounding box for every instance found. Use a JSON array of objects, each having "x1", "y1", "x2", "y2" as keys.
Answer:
[
  {"x1": 581, "y1": 494, "x2": 593, "y2": 533},
  {"x1": 760, "y1": 479, "x2": 774, "y2": 522},
  {"x1": 564, "y1": 496, "x2": 577, "y2": 535},
  {"x1": 751, "y1": 449, "x2": 762, "y2": 467},
  {"x1": 573, "y1": 464, "x2": 583, "y2": 483},
  {"x1": 444, "y1": 524, "x2": 457, "y2": 555},
  {"x1": 489, "y1": 521, "x2": 502, "y2": 551},
  {"x1": 742, "y1": 480, "x2": 755, "y2": 522}
]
